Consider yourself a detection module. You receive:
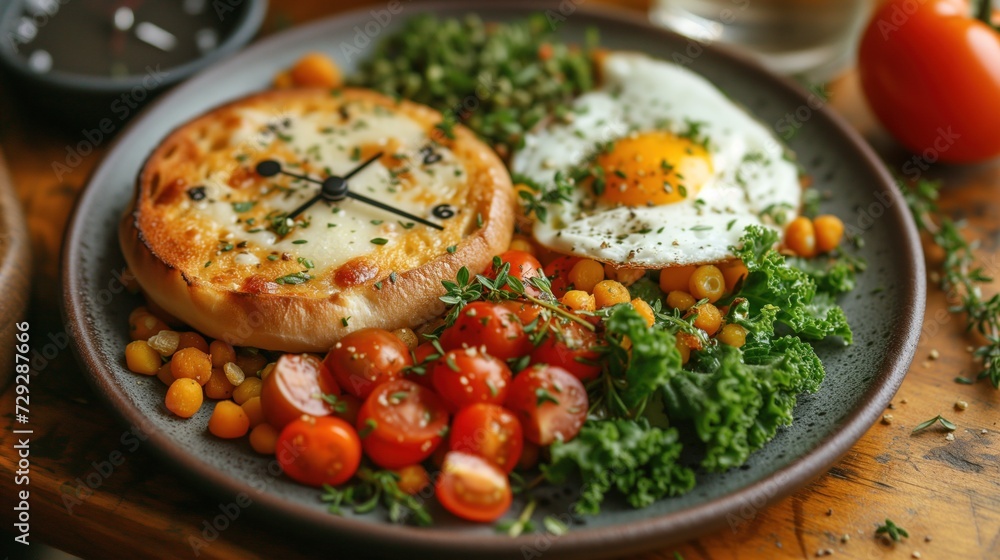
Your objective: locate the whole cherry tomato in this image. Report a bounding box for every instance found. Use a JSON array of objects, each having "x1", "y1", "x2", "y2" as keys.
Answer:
[
  {"x1": 356, "y1": 379, "x2": 449, "y2": 469},
  {"x1": 431, "y1": 348, "x2": 512, "y2": 411},
  {"x1": 324, "y1": 328, "x2": 412, "y2": 399},
  {"x1": 436, "y1": 451, "x2": 513, "y2": 522},
  {"x1": 505, "y1": 364, "x2": 588, "y2": 446},
  {"x1": 449, "y1": 403, "x2": 524, "y2": 472},
  {"x1": 483, "y1": 250, "x2": 544, "y2": 296},
  {"x1": 403, "y1": 342, "x2": 439, "y2": 389},
  {"x1": 439, "y1": 302, "x2": 532, "y2": 360},
  {"x1": 530, "y1": 319, "x2": 603, "y2": 382},
  {"x1": 858, "y1": 0, "x2": 1000, "y2": 162},
  {"x1": 276, "y1": 416, "x2": 361, "y2": 487},
  {"x1": 261, "y1": 354, "x2": 338, "y2": 429},
  {"x1": 543, "y1": 255, "x2": 582, "y2": 298}
]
